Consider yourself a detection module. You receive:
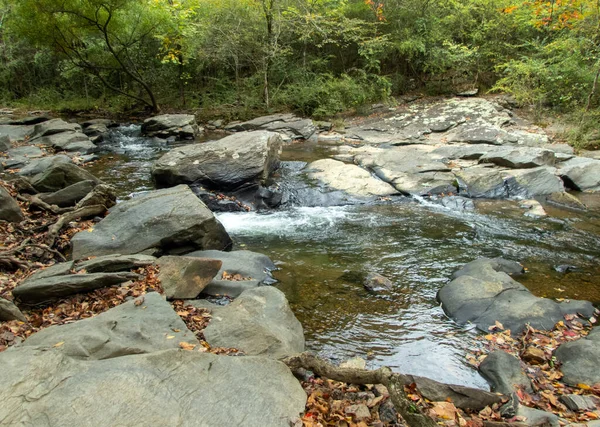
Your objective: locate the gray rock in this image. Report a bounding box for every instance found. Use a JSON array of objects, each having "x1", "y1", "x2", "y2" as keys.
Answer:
[
  {"x1": 559, "y1": 394, "x2": 598, "y2": 412},
  {"x1": 439, "y1": 196, "x2": 475, "y2": 211},
  {"x1": 204, "y1": 286, "x2": 305, "y2": 359},
  {"x1": 0, "y1": 297, "x2": 27, "y2": 322},
  {"x1": 29, "y1": 118, "x2": 82, "y2": 140},
  {"x1": 13, "y1": 272, "x2": 141, "y2": 305},
  {"x1": 0, "y1": 124, "x2": 35, "y2": 142},
  {"x1": 31, "y1": 162, "x2": 101, "y2": 193},
  {"x1": 157, "y1": 256, "x2": 222, "y2": 300},
  {"x1": 225, "y1": 113, "x2": 316, "y2": 140},
  {"x1": 479, "y1": 147, "x2": 555, "y2": 169},
  {"x1": 152, "y1": 131, "x2": 282, "y2": 190},
  {"x1": 38, "y1": 131, "x2": 93, "y2": 151},
  {"x1": 558, "y1": 157, "x2": 600, "y2": 192},
  {"x1": 438, "y1": 258, "x2": 592, "y2": 334},
  {"x1": 0, "y1": 135, "x2": 11, "y2": 151},
  {"x1": 555, "y1": 327, "x2": 600, "y2": 386},
  {"x1": 7, "y1": 145, "x2": 44, "y2": 159},
  {"x1": 81, "y1": 119, "x2": 116, "y2": 128},
  {"x1": 455, "y1": 166, "x2": 508, "y2": 199},
  {"x1": 27, "y1": 261, "x2": 75, "y2": 281},
  {"x1": 141, "y1": 114, "x2": 199, "y2": 140},
  {"x1": 0, "y1": 347, "x2": 306, "y2": 426},
  {"x1": 545, "y1": 192, "x2": 586, "y2": 211},
  {"x1": 306, "y1": 159, "x2": 398, "y2": 197},
  {"x1": 82, "y1": 123, "x2": 109, "y2": 142},
  {"x1": 504, "y1": 167, "x2": 565, "y2": 197},
  {"x1": 452, "y1": 258, "x2": 524, "y2": 279},
  {"x1": 517, "y1": 406, "x2": 559, "y2": 427},
  {"x1": 478, "y1": 351, "x2": 533, "y2": 394},
  {"x1": 0, "y1": 186, "x2": 24, "y2": 223},
  {"x1": 71, "y1": 185, "x2": 232, "y2": 260},
  {"x1": 364, "y1": 272, "x2": 394, "y2": 292},
  {"x1": 450, "y1": 125, "x2": 514, "y2": 145},
  {"x1": 188, "y1": 250, "x2": 276, "y2": 297},
  {"x1": 21, "y1": 293, "x2": 198, "y2": 358},
  {"x1": 18, "y1": 154, "x2": 73, "y2": 176},
  {"x1": 39, "y1": 180, "x2": 97, "y2": 208},
  {"x1": 74, "y1": 254, "x2": 157, "y2": 274}
]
